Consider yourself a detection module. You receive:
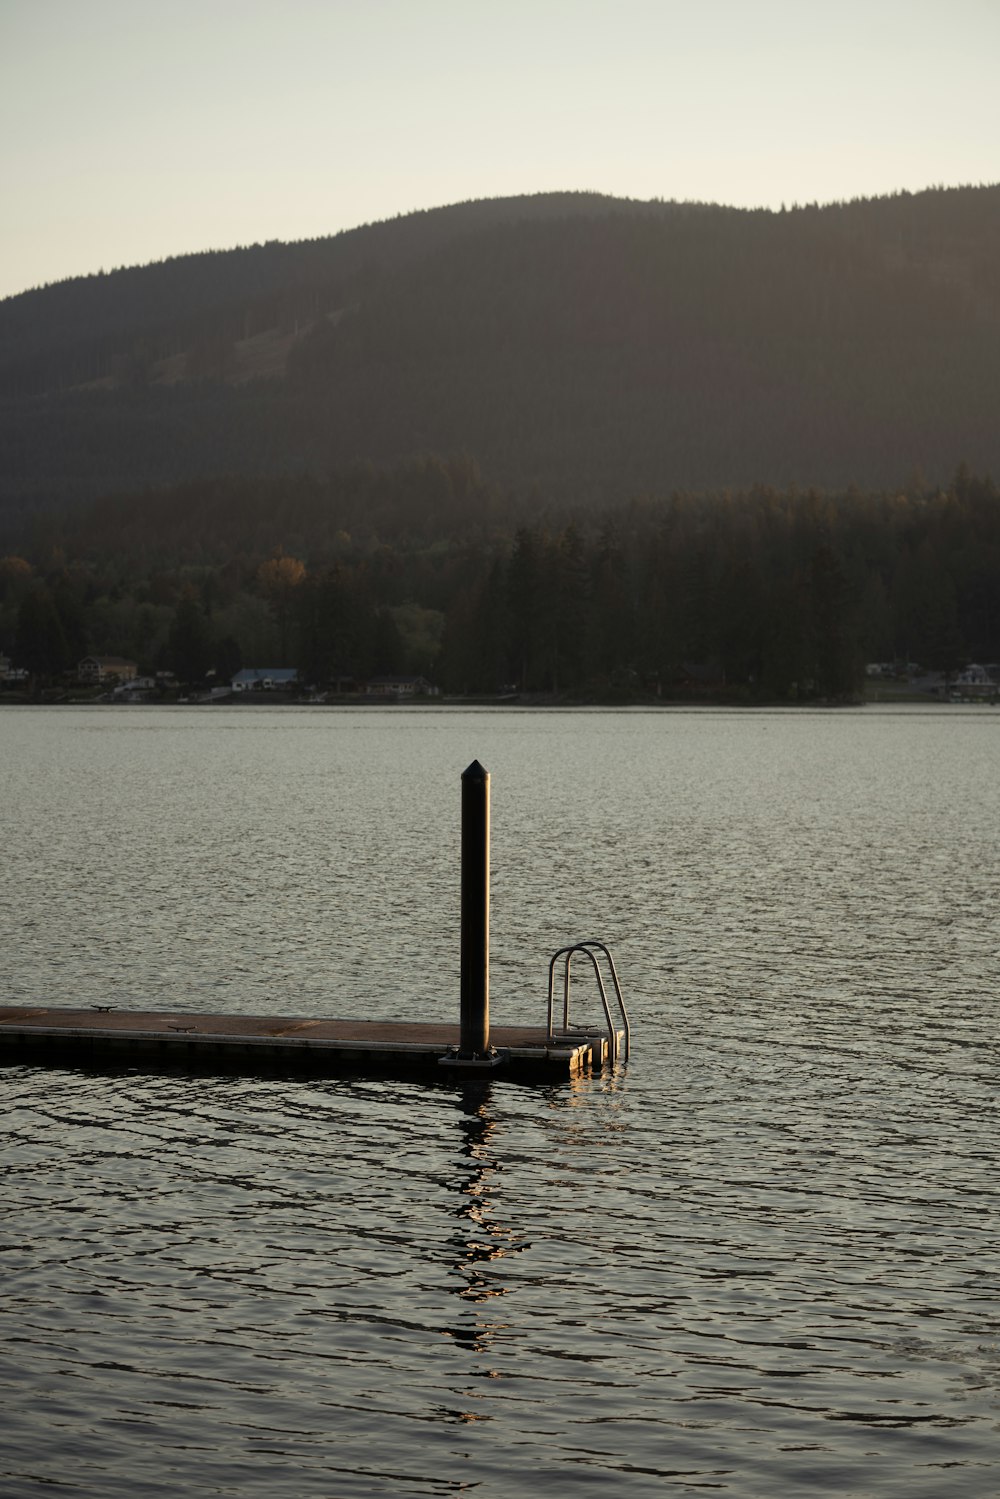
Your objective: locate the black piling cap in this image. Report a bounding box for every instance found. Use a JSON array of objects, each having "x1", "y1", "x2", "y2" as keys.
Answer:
[{"x1": 462, "y1": 759, "x2": 489, "y2": 781}]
